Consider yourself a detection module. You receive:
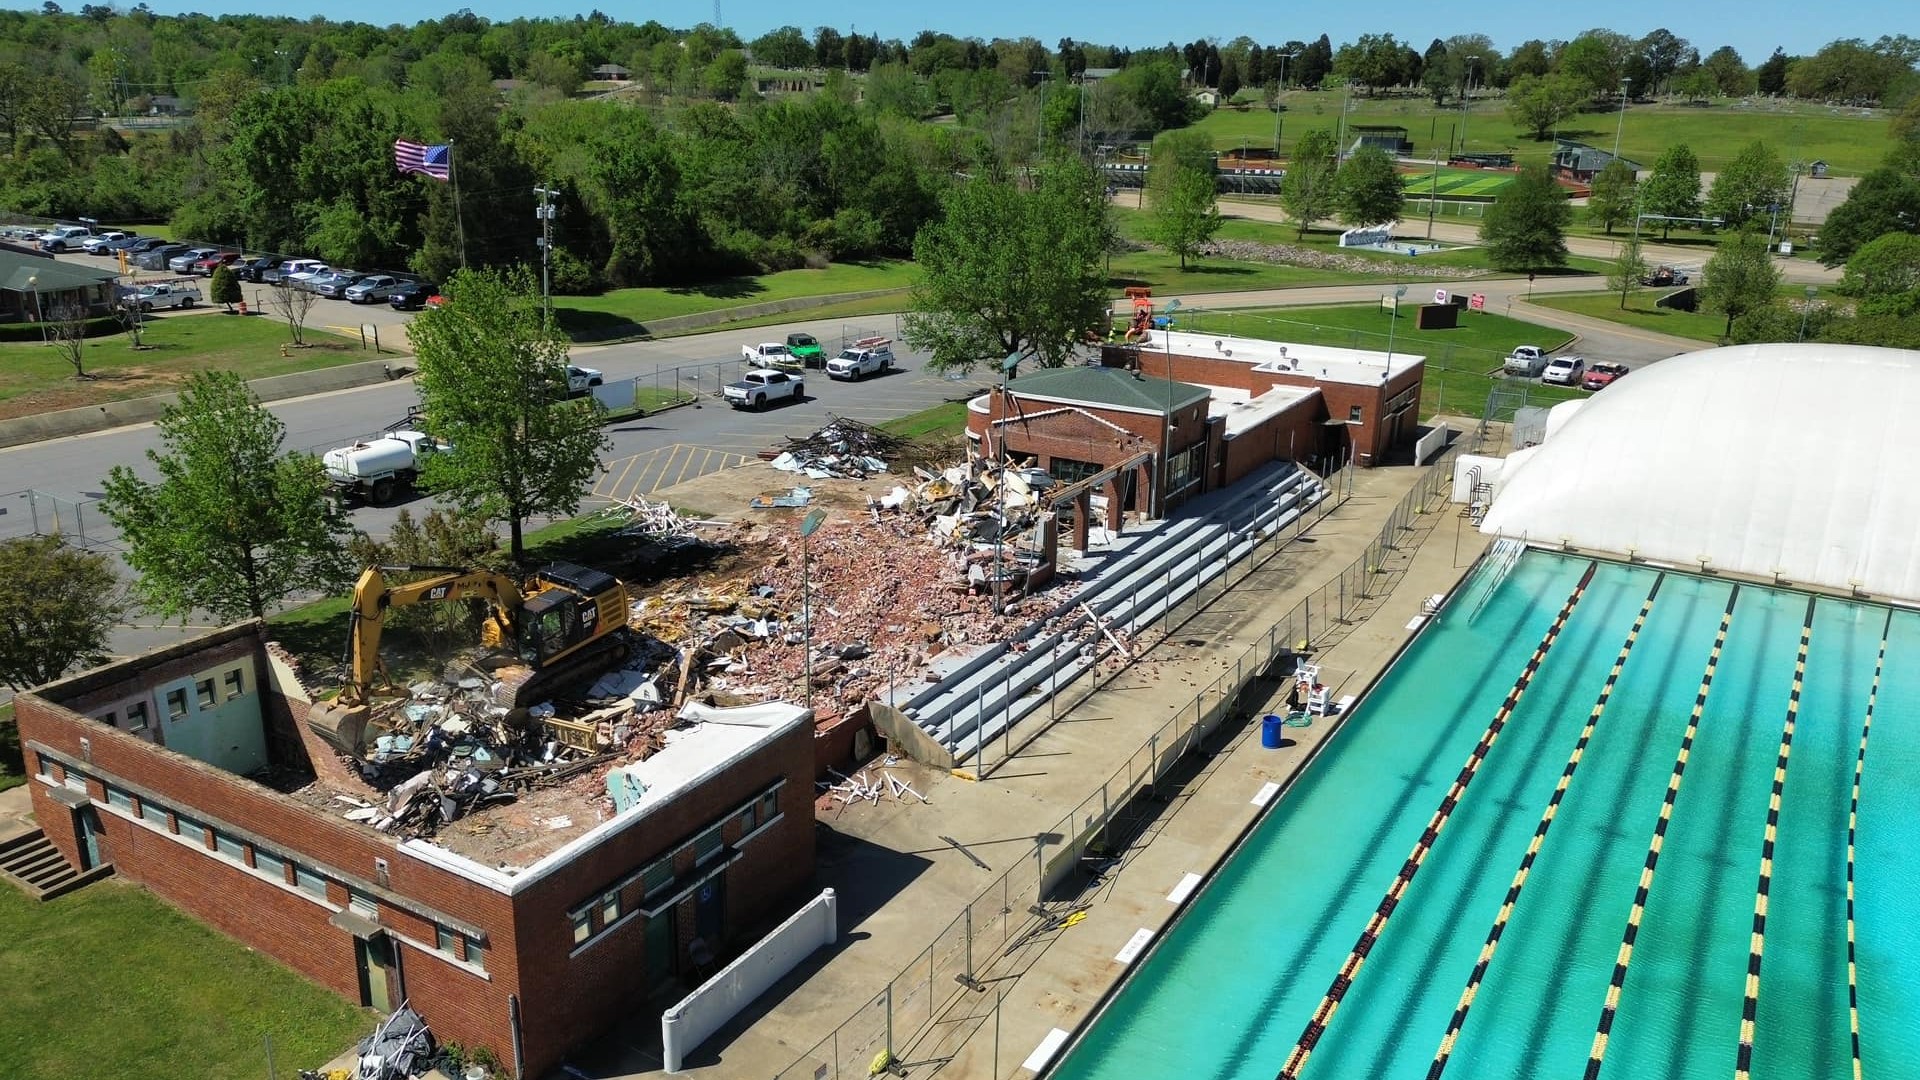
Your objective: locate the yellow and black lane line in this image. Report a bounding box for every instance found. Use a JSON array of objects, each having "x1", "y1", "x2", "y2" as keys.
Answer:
[
  {"x1": 1275, "y1": 560, "x2": 1599, "y2": 1080},
  {"x1": 1844, "y1": 610, "x2": 1891, "y2": 1080},
  {"x1": 1425, "y1": 572, "x2": 1667, "y2": 1080},
  {"x1": 1584, "y1": 583, "x2": 1742, "y2": 1080},
  {"x1": 1733, "y1": 595, "x2": 1818, "y2": 1080}
]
